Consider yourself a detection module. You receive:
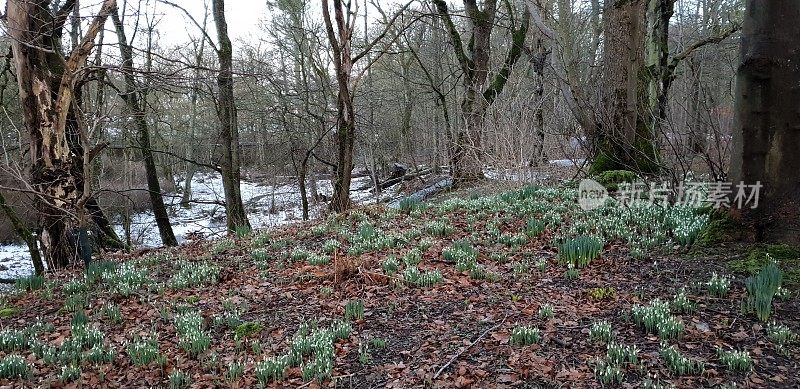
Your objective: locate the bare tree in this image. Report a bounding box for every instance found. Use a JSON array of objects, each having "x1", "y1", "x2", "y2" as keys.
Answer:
[
  {"x1": 432, "y1": 0, "x2": 530, "y2": 183},
  {"x1": 321, "y1": 0, "x2": 411, "y2": 211},
  {"x1": 111, "y1": 4, "x2": 178, "y2": 246},
  {"x1": 180, "y1": 5, "x2": 210, "y2": 208},
  {"x1": 212, "y1": 0, "x2": 250, "y2": 232}
]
